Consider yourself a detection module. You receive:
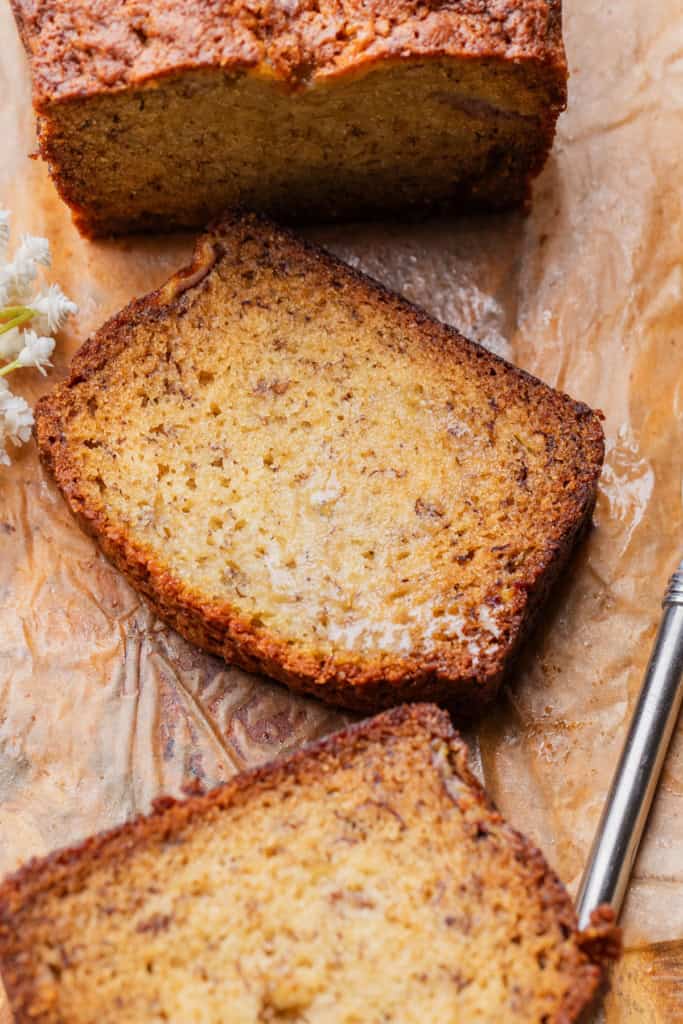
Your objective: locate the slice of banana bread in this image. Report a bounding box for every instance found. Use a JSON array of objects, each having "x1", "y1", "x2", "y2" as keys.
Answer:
[
  {"x1": 35, "y1": 214, "x2": 603, "y2": 713},
  {"x1": 11, "y1": 0, "x2": 567, "y2": 236},
  {"x1": 0, "y1": 705, "x2": 618, "y2": 1024}
]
